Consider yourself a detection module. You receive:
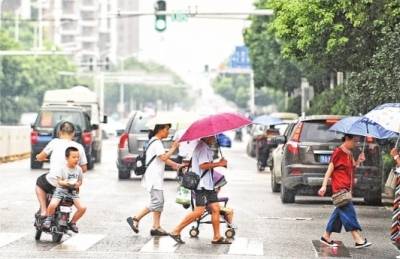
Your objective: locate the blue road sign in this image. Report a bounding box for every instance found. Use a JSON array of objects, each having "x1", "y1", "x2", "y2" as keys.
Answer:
[{"x1": 229, "y1": 46, "x2": 251, "y2": 69}]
